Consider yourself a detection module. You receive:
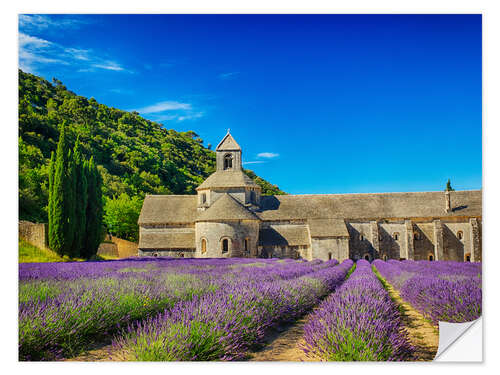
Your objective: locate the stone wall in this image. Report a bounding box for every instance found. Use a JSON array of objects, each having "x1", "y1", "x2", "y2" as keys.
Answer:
[
  {"x1": 413, "y1": 223, "x2": 436, "y2": 260},
  {"x1": 311, "y1": 237, "x2": 349, "y2": 261},
  {"x1": 98, "y1": 235, "x2": 138, "y2": 258},
  {"x1": 256, "y1": 245, "x2": 309, "y2": 259},
  {"x1": 138, "y1": 249, "x2": 195, "y2": 257},
  {"x1": 97, "y1": 242, "x2": 119, "y2": 257},
  {"x1": 347, "y1": 222, "x2": 374, "y2": 260},
  {"x1": 138, "y1": 217, "x2": 481, "y2": 262},
  {"x1": 378, "y1": 222, "x2": 407, "y2": 260},
  {"x1": 19, "y1": 221, "x2": 48, "y2": 250},
  {"x1": 195, "y1": 220, "x2": 259, "y2": 258},
  {"x1": 112, "y1": 236, "x2": 138, "y2": 257},
  {"x1": 443, "y1": 222, "x2": 469, "y2": 261}
]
